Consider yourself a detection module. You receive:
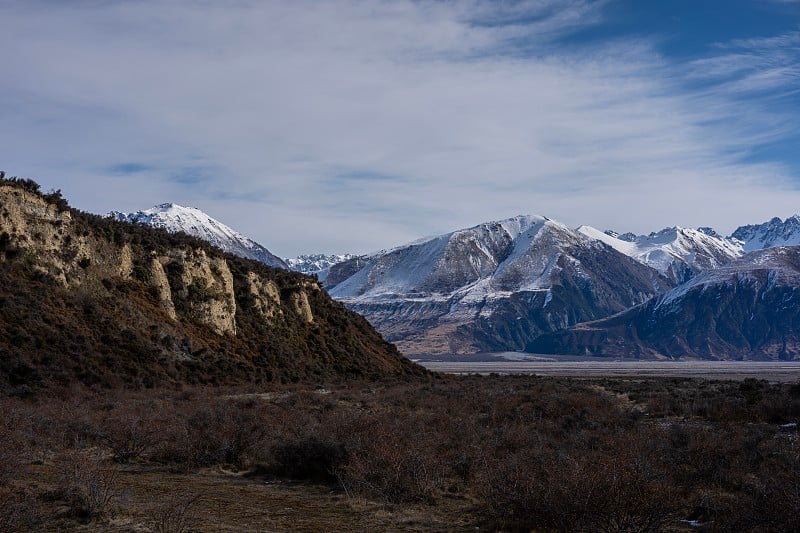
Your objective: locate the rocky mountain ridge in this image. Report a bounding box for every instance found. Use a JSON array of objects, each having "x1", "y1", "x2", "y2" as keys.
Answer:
[
  {"x1": 285, "y1": 253, "x2": 357, "y2": 278},
  {"x1": 576, "y1": 225, "x2": 743, "y2": 284},
  {"x1": 732, "y1": 215, "x2": 800, "y2": 252},
  {"x1": 324, "y1": 215, "x2": 671, "y2": 354}
]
